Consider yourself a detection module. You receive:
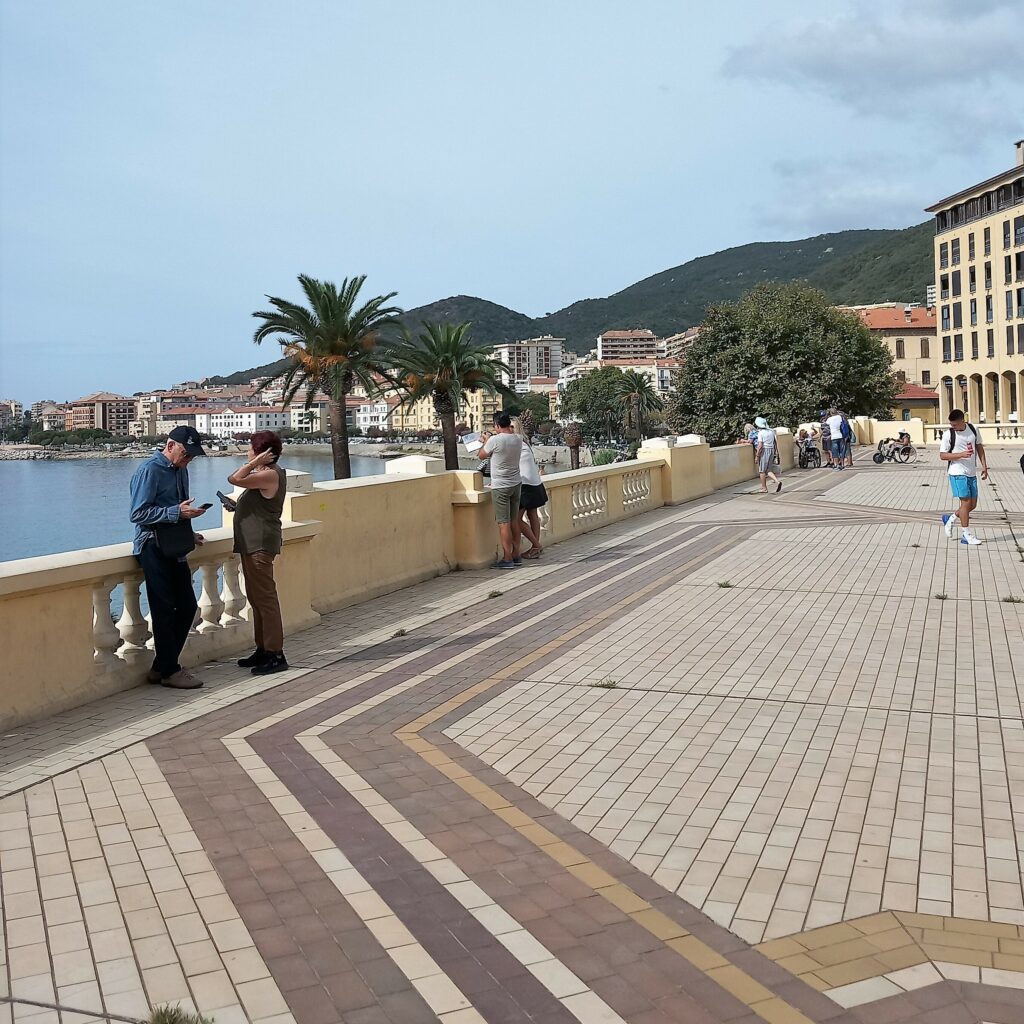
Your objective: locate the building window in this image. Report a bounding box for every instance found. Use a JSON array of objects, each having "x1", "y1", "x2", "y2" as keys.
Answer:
[
  {"x1": 952, "y1": 238, "x2": 961, "y2": 264},
  {"x1": 952, "y1": 270, "x2": 961, "y2": 296},
  {"x1": 1007, "y1": 255, "x2": 1013, "y2": 283},
  {"x1": 986, "y1": 295, "x2": 994, "y2": 323},
  {"x1": 953, "y1": 302, "x2": 963, "y2": 329},
  {"x1": 984, "y1": 226, "x2": 992, "y2": 254},
  {"x1": 954, "y1": 334, "x2": 964, "y2": 361},
  {"x1": 921, "y1": 337, "x2": 930, "y2": 358},
  {"x1": 987, "y1": 328, "x2": 995, "y2": 357},
  {"x1": 940, "y1": 273, "x2": 950, "y2": 299},
  {"x1": 1017, "y1": 215, "x2": 1024, "y2": 247},
  {"x1": 1019, "y1": 324, "x2": 1024, "y2": 355},
  {"x1": 985, "y1": 261, "x2": 993, "y2": 289},
  {"x1": 922, "y1": 370, "x2": 932, "y2": 385},
  {"x1": 942, "y1": 336, "x2": 952, "y2": 361},
  {"x1": 895, "y1": 338, "x2": 905, "y2": 359},
  {"x1": 971, "y1": 331, "x2": 979, "y2": 359},
  {"x1": 1005, "y1": 220, "x2": 1012, "y2": 249},
  {"x1": 970, "y1": 299, "x2": 977, "y2": 326},
  {"x1": 1008, "y1": 292, "x2": 1015, "y2": 319},
  {"x1": 969, "y1": 266, "x2": 977, "y2": 292},
  {"x1": 1008, "y1": 326, "x2": 1015, "y2": 355},
  {"x1": 896, "y1": 370, "x2": 907, "y2": 383},
  {"x1": 902, "y1": 408, "x2": 911, "y2": 421},
  {"x1": 940, "y1": 242, "x2": 949, "y2": 268},
  {"x1": 941, "y1": 305, "x2": 951, "y2": 330},
  {"x1": 968, "y1": 232, "x2": 975, "y2": 260}
]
